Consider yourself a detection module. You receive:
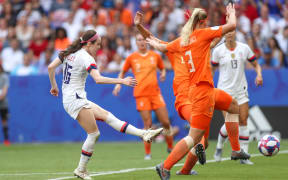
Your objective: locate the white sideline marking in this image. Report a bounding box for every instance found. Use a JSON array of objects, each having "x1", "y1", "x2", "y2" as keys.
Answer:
[{"x1": 0, "y1": 150, "x2": 287, "y2": 179}]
